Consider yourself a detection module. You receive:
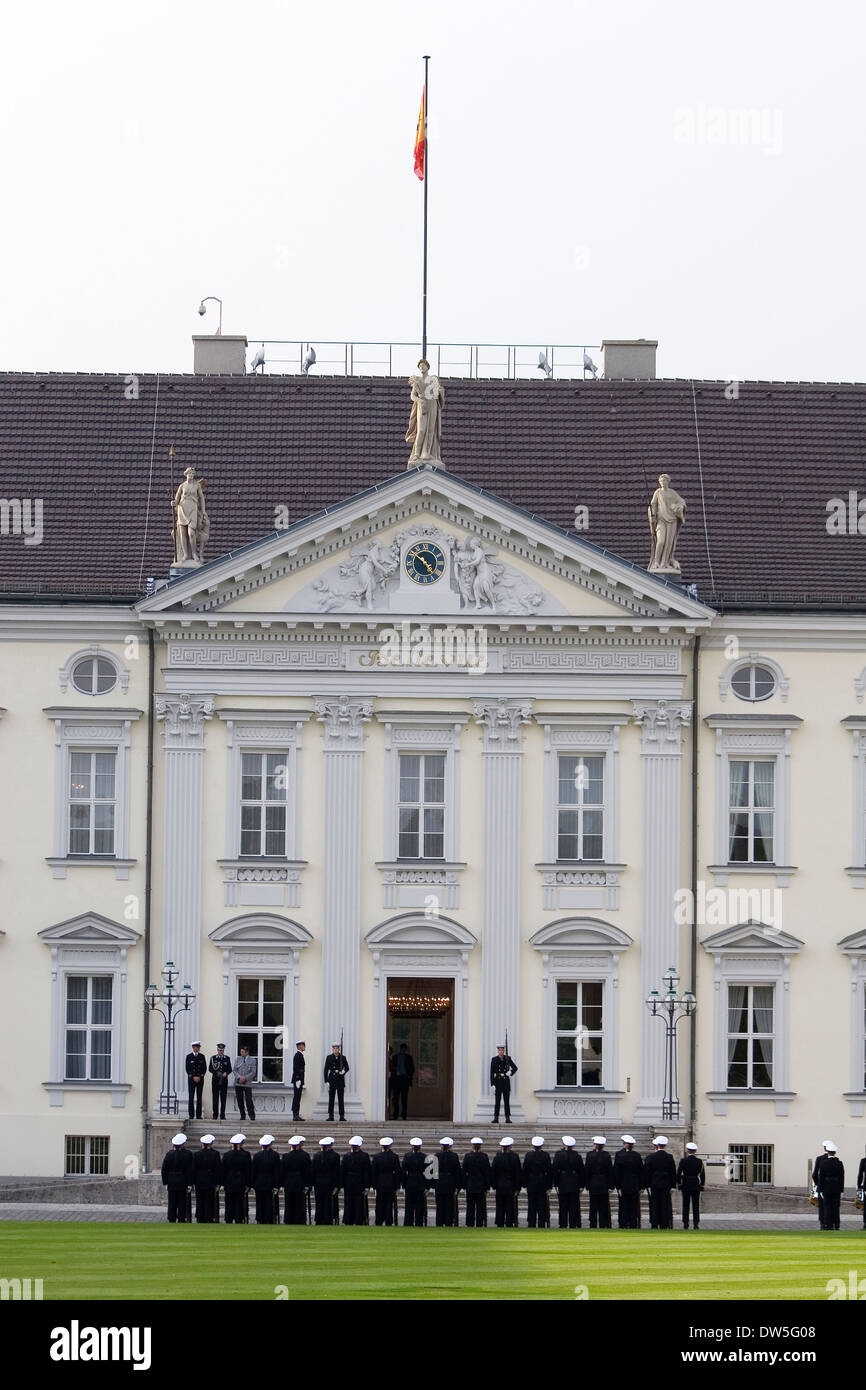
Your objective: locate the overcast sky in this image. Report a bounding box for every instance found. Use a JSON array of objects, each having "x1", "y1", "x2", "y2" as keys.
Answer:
[{"x1": 1, "y1": 0, "x2": 863, "y2": 382}]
